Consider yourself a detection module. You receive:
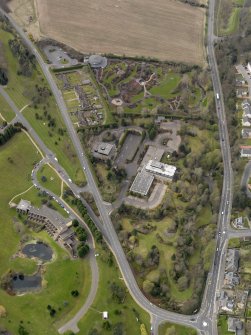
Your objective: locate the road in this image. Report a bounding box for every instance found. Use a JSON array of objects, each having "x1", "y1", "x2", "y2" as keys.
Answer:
[
  {"x1": 1, "y1": 1, "x2": 250, "y2": 334},
  {"x1": 0, "y1": 8, "x2": 200, "y2": 333},
  {"x1": 0, "y1": 86, "x2": 101, "y2": 333}
]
